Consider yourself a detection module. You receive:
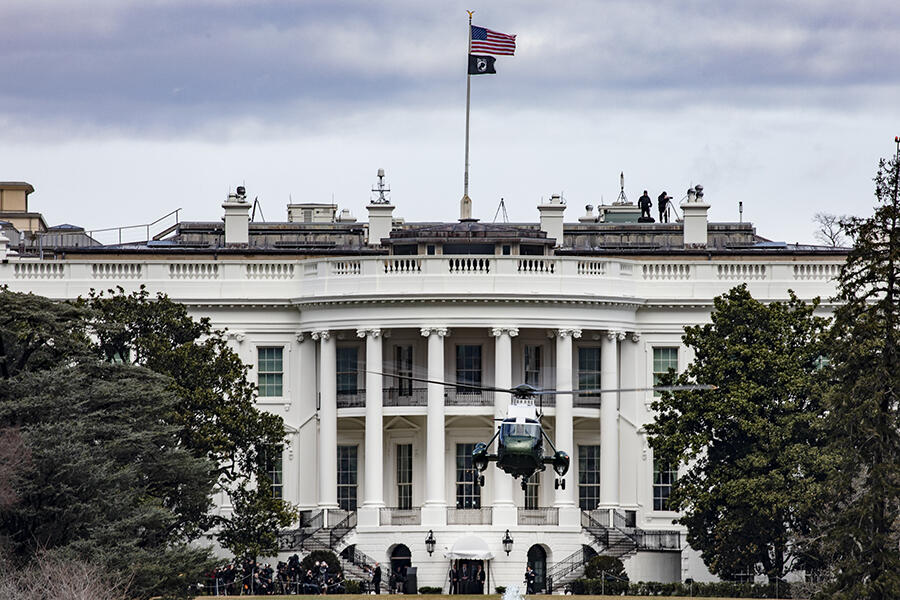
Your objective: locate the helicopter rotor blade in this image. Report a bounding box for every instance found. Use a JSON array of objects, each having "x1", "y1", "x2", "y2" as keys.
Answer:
[
  {"x1": 532, "y1": 384, "x2": 716, "y2": 396},
  {"x1": 364, "y1": 371, "x2": 512, "y2": 394}
]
